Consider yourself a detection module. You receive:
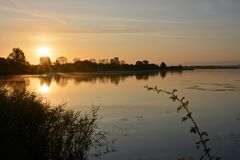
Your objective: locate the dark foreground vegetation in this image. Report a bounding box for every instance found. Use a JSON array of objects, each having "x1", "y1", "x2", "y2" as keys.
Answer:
[
  {"x1": 0, "y1": 87, "x2": 112, "y2": 160},
  {"x1": 0, "y1": 48, "x2": 191, "y2": 75}
]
